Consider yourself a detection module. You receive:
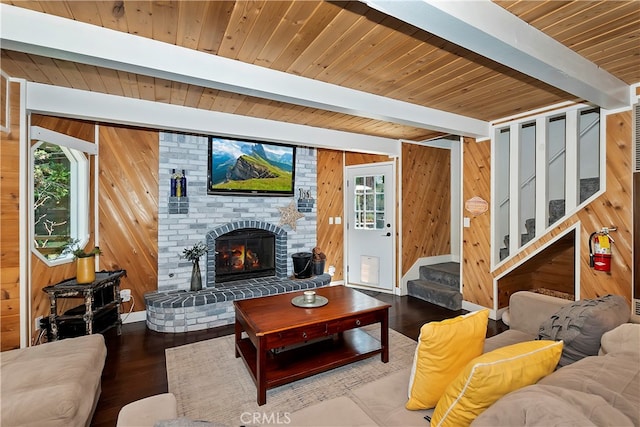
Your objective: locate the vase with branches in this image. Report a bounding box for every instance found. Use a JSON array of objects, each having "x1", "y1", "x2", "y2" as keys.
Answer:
[{"x1": 182, "y1": 242, "x2": 207, "y2": 291}]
